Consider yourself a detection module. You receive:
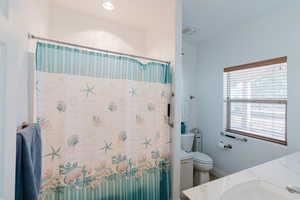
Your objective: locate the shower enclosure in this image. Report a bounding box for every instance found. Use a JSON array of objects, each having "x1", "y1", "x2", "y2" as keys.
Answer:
[{"x1": 34, "y1": 41, "x2": 172, "y2": 200}]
